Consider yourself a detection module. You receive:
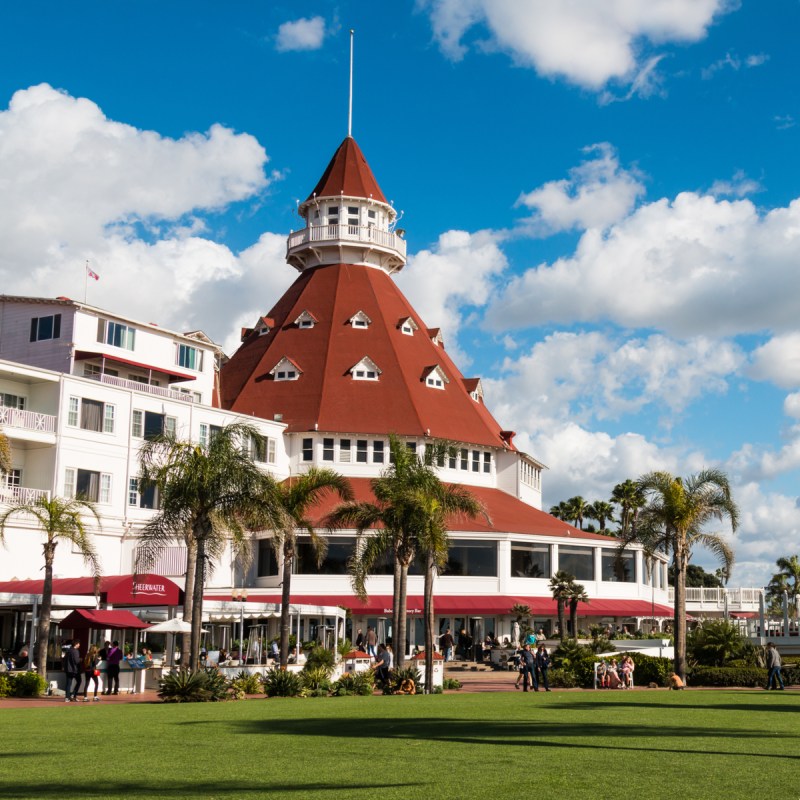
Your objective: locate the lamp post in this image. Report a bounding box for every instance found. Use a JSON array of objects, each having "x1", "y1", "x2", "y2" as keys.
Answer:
[{"x1": 232, "y1": 588, "x2": 248, "y2": 661}]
